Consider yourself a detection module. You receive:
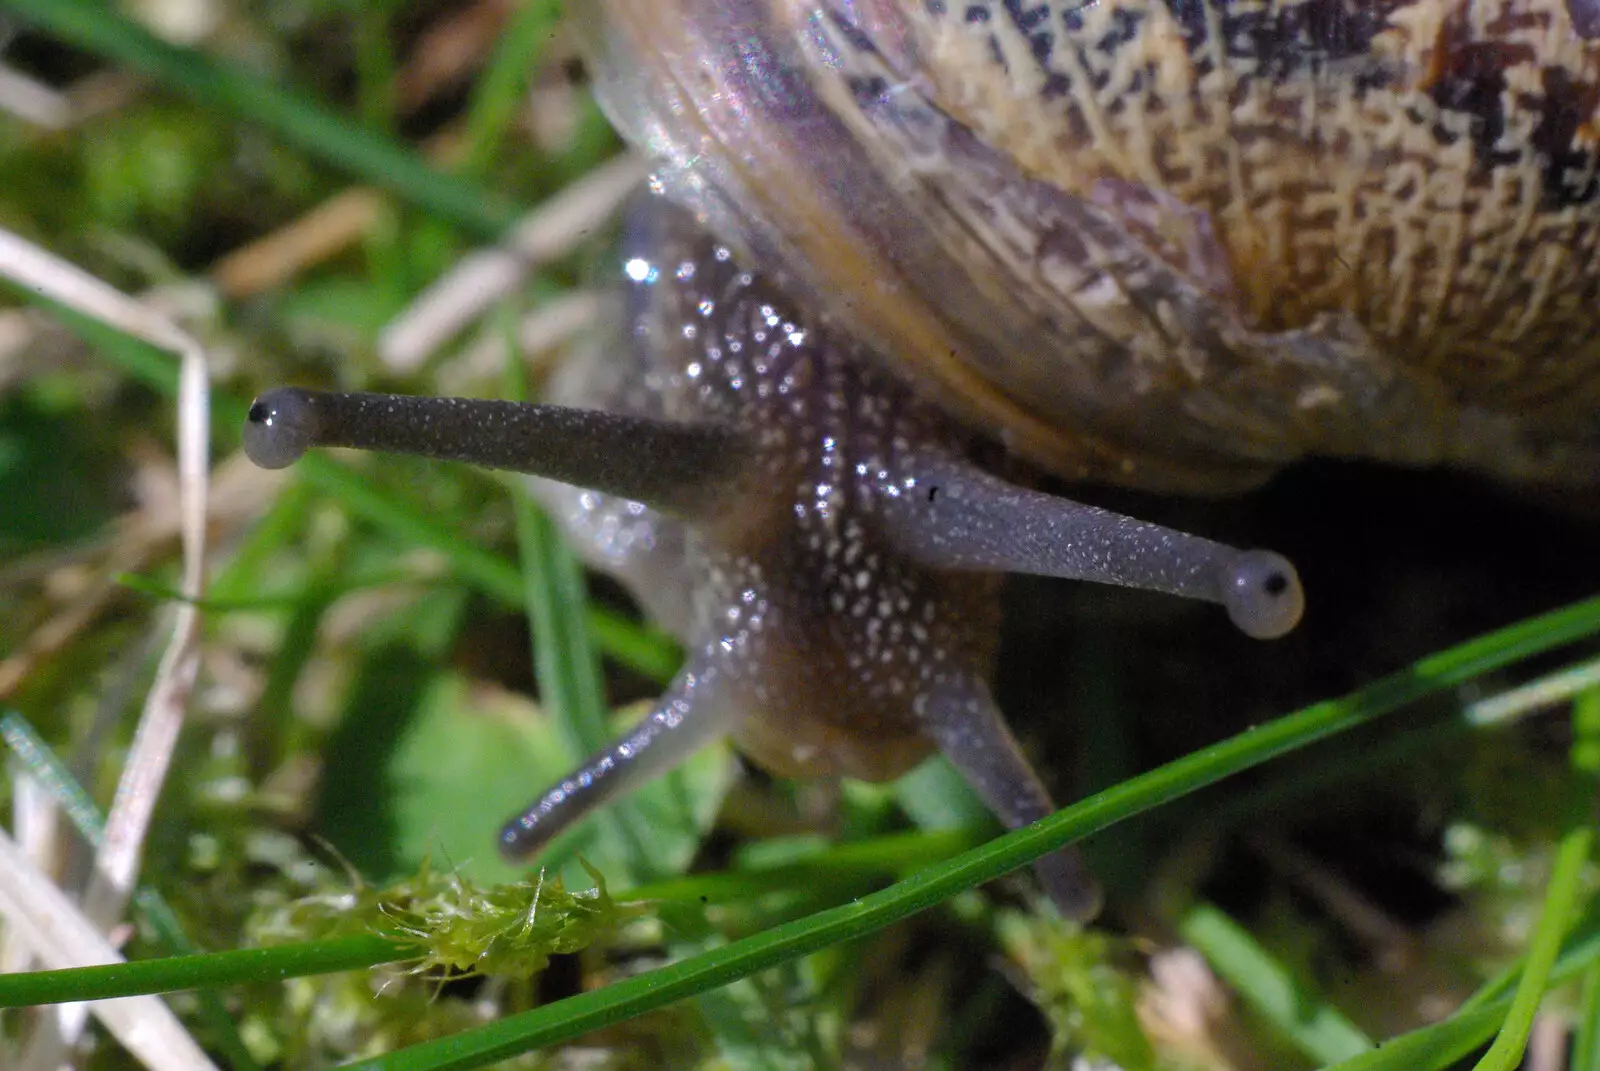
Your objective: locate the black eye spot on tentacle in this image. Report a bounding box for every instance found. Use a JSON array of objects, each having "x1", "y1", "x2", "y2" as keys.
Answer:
[
  {"x1": 878, "y1": 448, "x2": 1306, "y2": 640},
  {"x1": 1220, "y1": 550, "x2": 1304, "y2": 640},
  {"x1": 243, "y1": 389, "x2": 317, "y2": 469}
]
